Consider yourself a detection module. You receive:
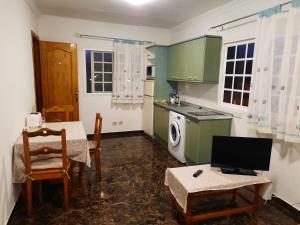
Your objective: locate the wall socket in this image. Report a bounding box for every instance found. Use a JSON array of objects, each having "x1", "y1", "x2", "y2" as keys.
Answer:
[{"x1": 112, "y1": 121, "x2": 124, "y2": 126}]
